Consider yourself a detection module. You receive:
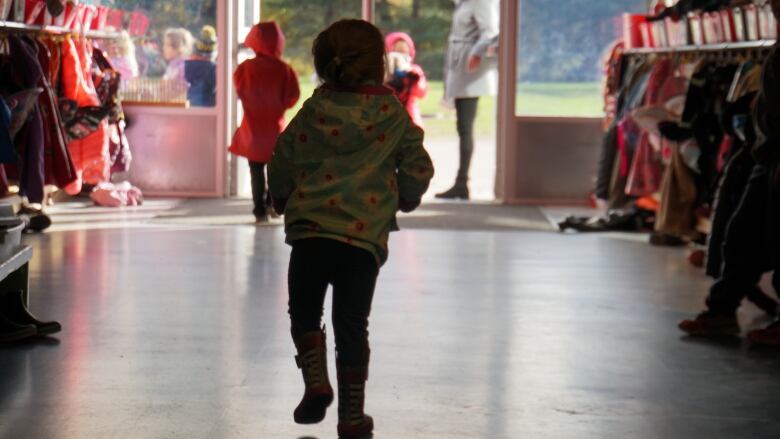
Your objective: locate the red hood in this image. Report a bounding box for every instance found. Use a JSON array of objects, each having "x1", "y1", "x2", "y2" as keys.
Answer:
[
  {"x1": 384, "y1": 31, "x2": 416, "y2": 61},
  {"x1": 245, "y1": 21, "x2": 285, "y2": 58}
]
